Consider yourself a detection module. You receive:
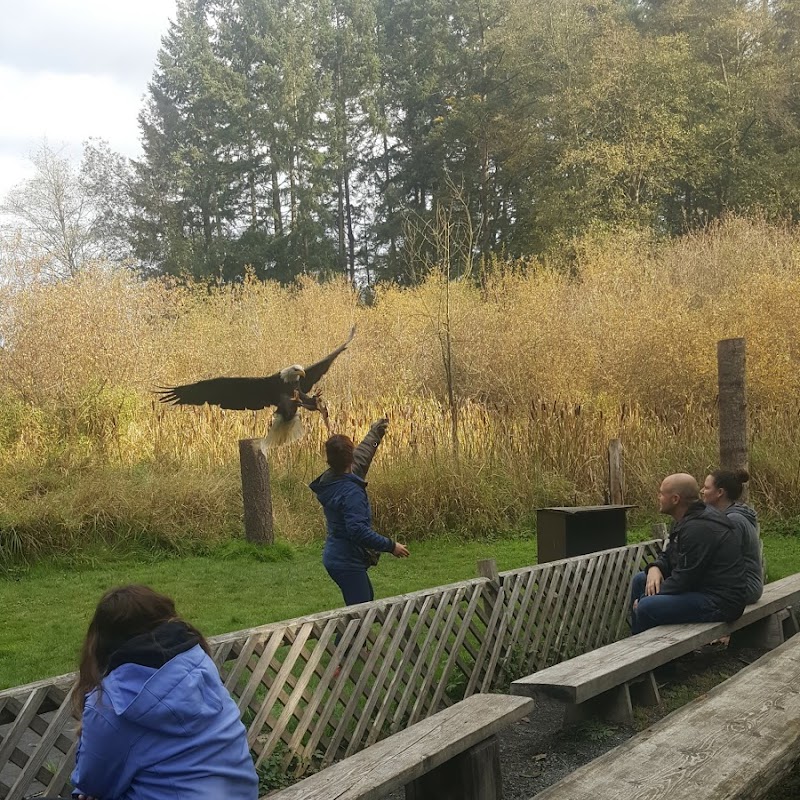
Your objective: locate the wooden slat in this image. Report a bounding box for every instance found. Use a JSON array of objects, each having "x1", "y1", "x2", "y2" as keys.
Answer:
[
  {"x1": 428, "y1": 586, "x2": 485, "y2": 714},
  {"x1": 533, "y1": 635, "x2": 800, "y2": 799},
  {"x1": 265, "y1": 693, "x2": 534, "y2": 800},
  {"x1": 582, "y1": 549, "x2": 621, "y2": 650},
  {"x1": 0, "y1": 687, "x2": 50, "y2": 771},
  {"x1": 408, "y1": 587, "x2": 467, "y2": 724},
  {"x1": 44, "y1": 736, "x2": 79, "y2": 798},
  {"x1": 255, "y1": 620, "x2": 338, "y2": 759},
  {"x1": 293, "y1": 620, "x2": 363, "y2": 770},
  {"x1": 6, "y1": 686, "x2": 75, "y2": 800},
  {"x1": 344, "y1": 604, "x2": 405, "y2": 755},
  {"x1": 464, "y1": 579, "x2": 507, "y2": 697},
  {"x1": 365, "y1": 598, "x2": 426, "y2": 748},
  {"x1": 513, "y1": 572, "x2": 800, "y2": 704},
  {"x1": 503, "y1": 568, "x2": 537, "y2": 658}
]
